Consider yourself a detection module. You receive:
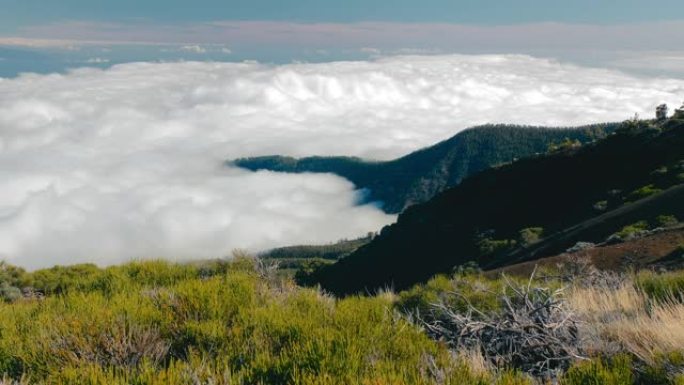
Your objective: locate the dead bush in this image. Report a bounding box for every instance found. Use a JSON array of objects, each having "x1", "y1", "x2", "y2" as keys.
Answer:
[{"x1": 421, "y1": 269, "x2": 585, "y2": 378}]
